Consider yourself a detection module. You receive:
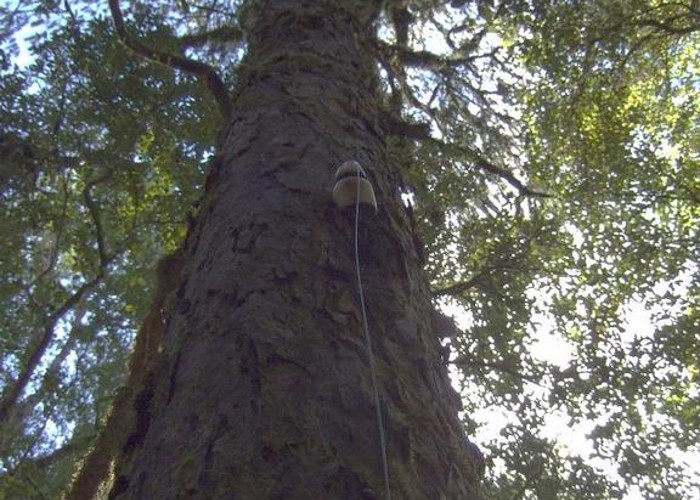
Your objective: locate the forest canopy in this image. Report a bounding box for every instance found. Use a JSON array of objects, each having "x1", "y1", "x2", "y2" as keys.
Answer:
[{"x1": 0, "y1": 0, "x2": 698, "y2": 498}]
